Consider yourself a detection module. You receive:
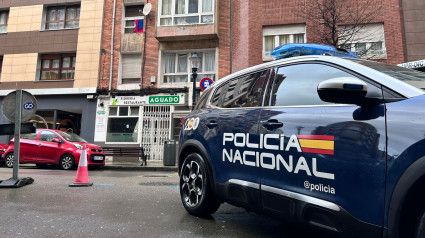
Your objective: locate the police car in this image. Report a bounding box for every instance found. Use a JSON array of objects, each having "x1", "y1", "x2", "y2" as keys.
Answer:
[{"x1": 178, "y1": 55, "x2": 425, "y2": 238}]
